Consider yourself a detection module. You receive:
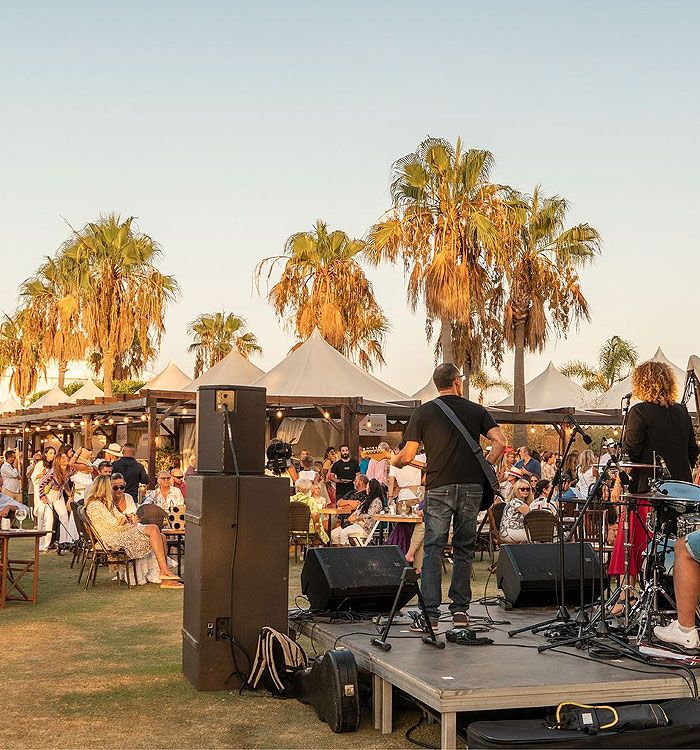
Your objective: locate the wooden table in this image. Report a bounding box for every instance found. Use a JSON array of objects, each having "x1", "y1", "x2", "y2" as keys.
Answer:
[
  {"x1": 367, "y1": 513, "x2": 421, "y2": 546},
  {"x1": 0, "y1": 529, "x2": 45, "y2": 607},
  {"x1": 318, "y1": 507, "x2": 347, "y2": 546},
  {"x1": 162, "y1": 528, "x2": 185, "y2": 577}
]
